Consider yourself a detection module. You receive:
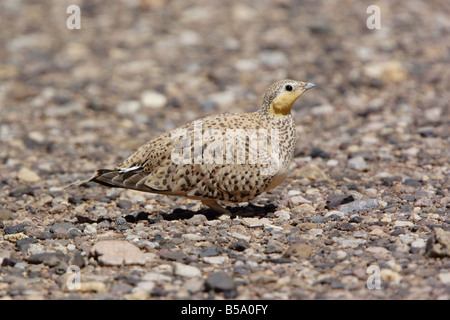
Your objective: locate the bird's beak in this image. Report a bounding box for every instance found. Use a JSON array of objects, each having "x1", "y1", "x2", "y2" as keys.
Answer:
[{"x1": 304, "y1": 83, "x2": 315, "y2": 90}]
